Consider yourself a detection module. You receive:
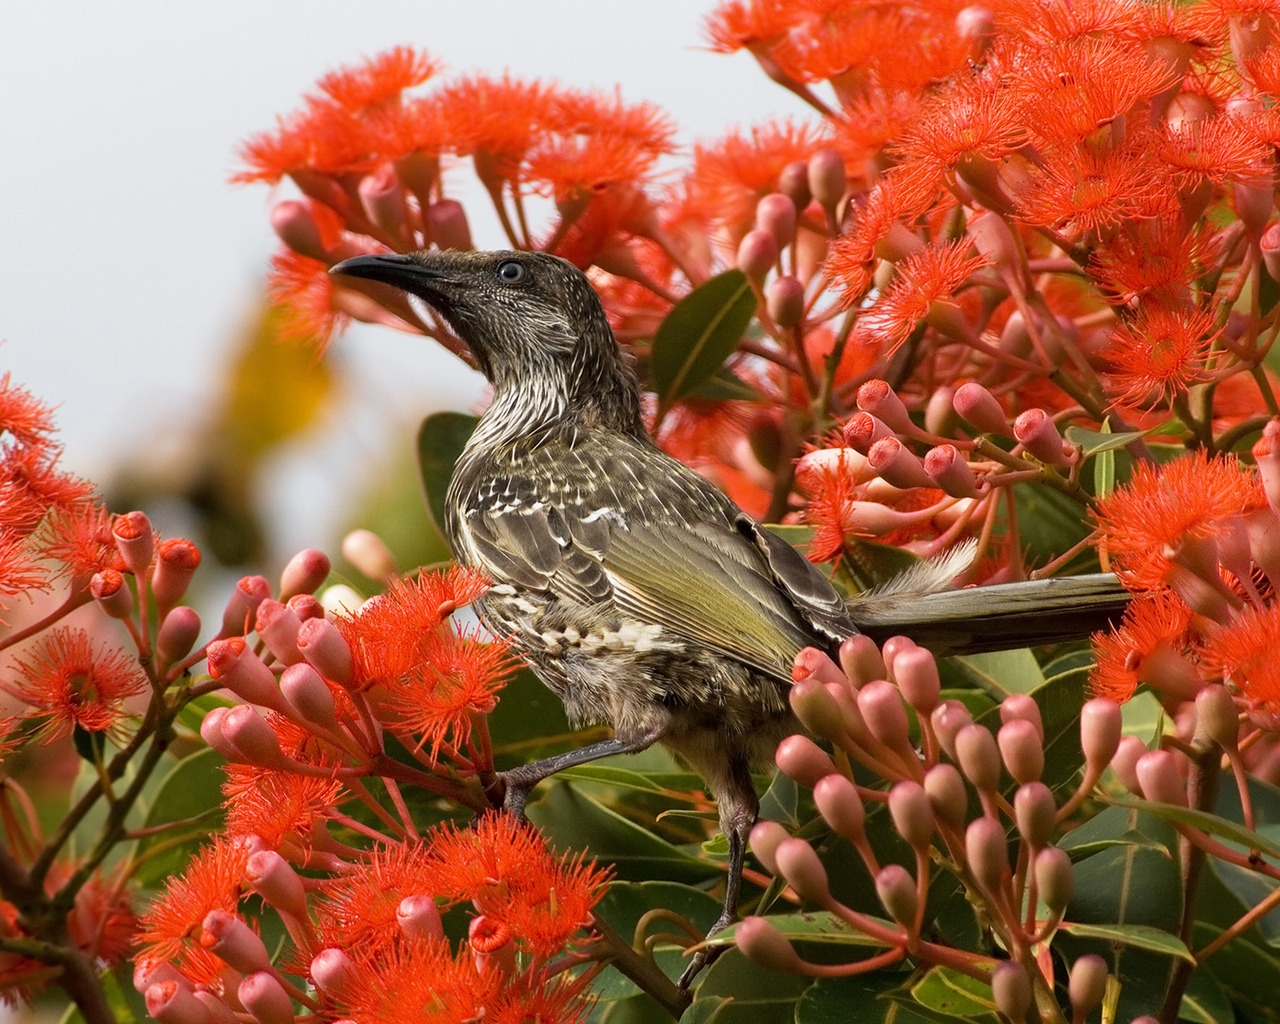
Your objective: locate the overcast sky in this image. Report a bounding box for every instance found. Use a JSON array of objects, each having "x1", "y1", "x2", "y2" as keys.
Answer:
[{"x1": 0, "y1": 1, "x2": 813, "y2": 558}]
